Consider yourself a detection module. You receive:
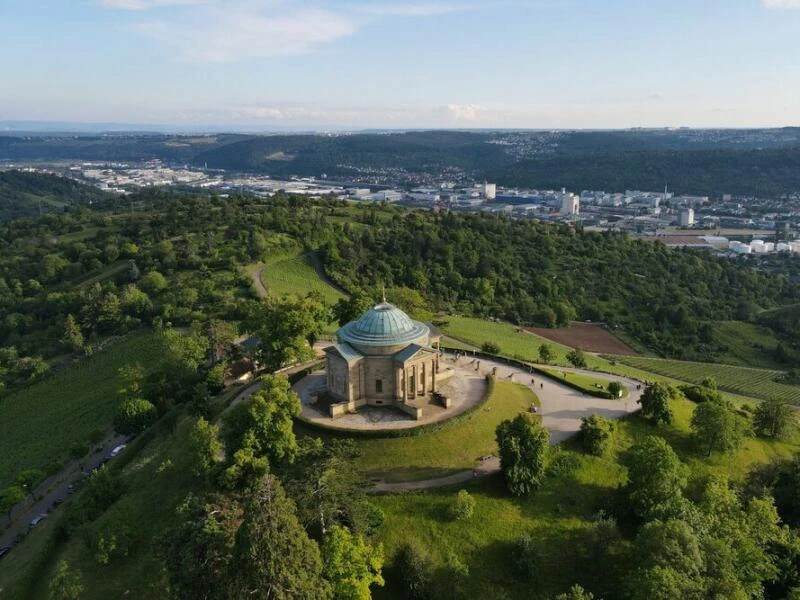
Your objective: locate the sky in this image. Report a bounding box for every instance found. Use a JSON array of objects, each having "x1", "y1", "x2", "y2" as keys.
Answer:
[{"x1": 1, "y1": 0, "x2": 800, "y2": 130}]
